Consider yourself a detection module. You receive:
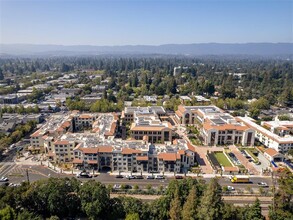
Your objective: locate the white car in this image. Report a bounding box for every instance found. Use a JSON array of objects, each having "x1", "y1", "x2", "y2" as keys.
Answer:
[
  {"x1": 257, "y1": 182, "x2": 268, "y2": 187},
  {"x1": 0, "y1": 177, "x2": 9, "y2": 182},
  {"x1": 227, "y1": 185, "x2": 235, "y2": 191},
  {"x1": 125, "y1": 175, "x2": 135, "y2": 179},
  {"x1": 155, "y1": 175, "x2": 165, "y2": 179},
  {"x1": 113, "y1": 184, "x2": 121, "y2": 189}
]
